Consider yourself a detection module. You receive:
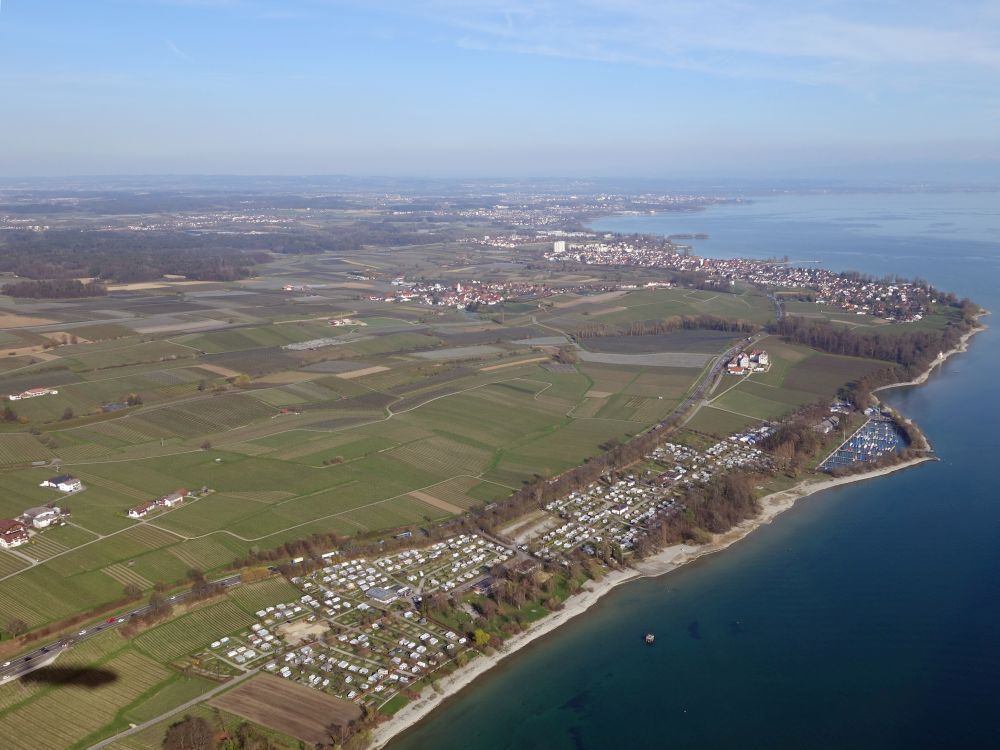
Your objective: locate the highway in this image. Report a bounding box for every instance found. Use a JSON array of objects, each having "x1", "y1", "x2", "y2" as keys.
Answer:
[{"x1": 0, "y1": 573, "x2": 243, "y2": 684}]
